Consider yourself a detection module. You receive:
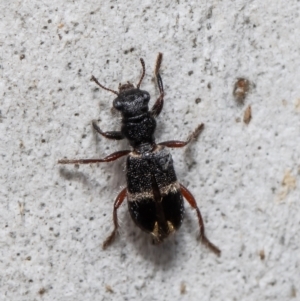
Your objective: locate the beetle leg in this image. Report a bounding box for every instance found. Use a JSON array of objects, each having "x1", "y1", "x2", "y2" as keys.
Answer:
[
  {"x1": 103, "y1": 187, "x2": 127, "y2": 249},
  {"x1": 92, "y1": 121, "x2": 124, "y2": 140},
  {"x1": 58, "y1": 150, "x2": 130, "y2": 165},
  {"x1": 151, "y1": 89, "x2": 164, "y2": 118},
  {"x1": 180, "y1": 183, "x2": 221, "y2": 256},
  {"x1": 159, "y1": 124, "x2": 204, "y2": 148},
  {"x1": 151, "y1": 53, "x2": 164, "y2": 117}
]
